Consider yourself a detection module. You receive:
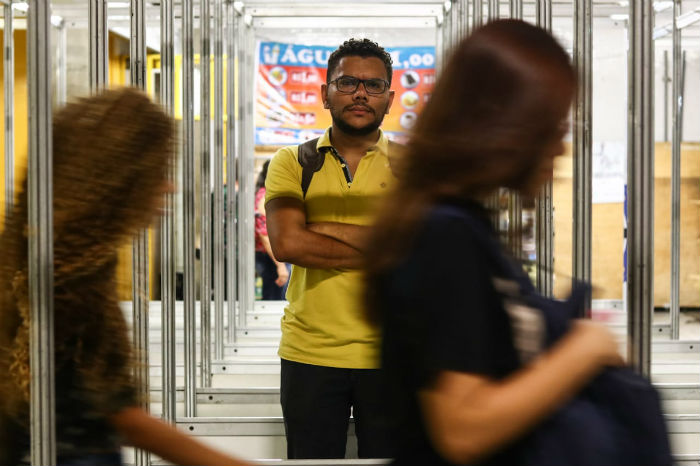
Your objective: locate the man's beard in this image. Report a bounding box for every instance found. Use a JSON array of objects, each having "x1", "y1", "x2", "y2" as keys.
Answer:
[{"x1": 329, "y1": 103, "x2": 389, "y2": 136}]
